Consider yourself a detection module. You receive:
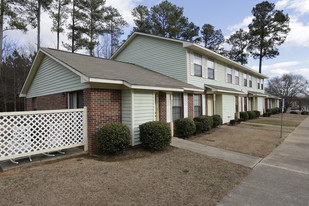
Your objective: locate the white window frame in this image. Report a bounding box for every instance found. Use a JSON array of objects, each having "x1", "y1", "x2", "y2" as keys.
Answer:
[
  {"x1": 207, "y1": 59, "x2": 215, "y2": 80},
  {"x1": 193, "y1": 53, "x2": 202, "y2": 77},
  {"x1": 227, "y1": 67, "x2": 232, "y2": 83},
  {"x1": 249, "y1": 75, "x2": 252, "y2": 88},
  {"x1": 193, "y1": 94, "x2": 202, "y2": 118}
]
